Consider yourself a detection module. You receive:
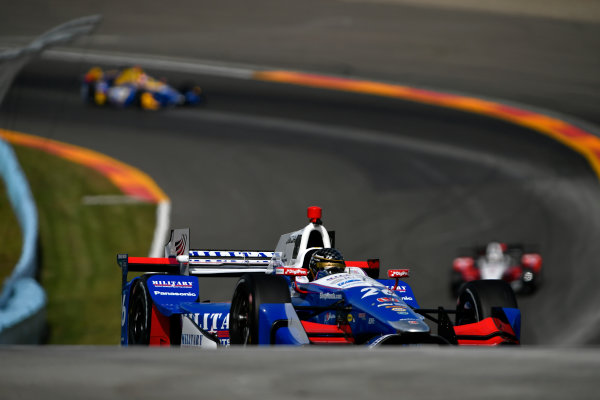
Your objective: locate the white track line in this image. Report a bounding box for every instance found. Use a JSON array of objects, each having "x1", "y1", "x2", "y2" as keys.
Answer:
[{"x1": 42, "y1": 49, "x2": 256, "y2": 79}]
